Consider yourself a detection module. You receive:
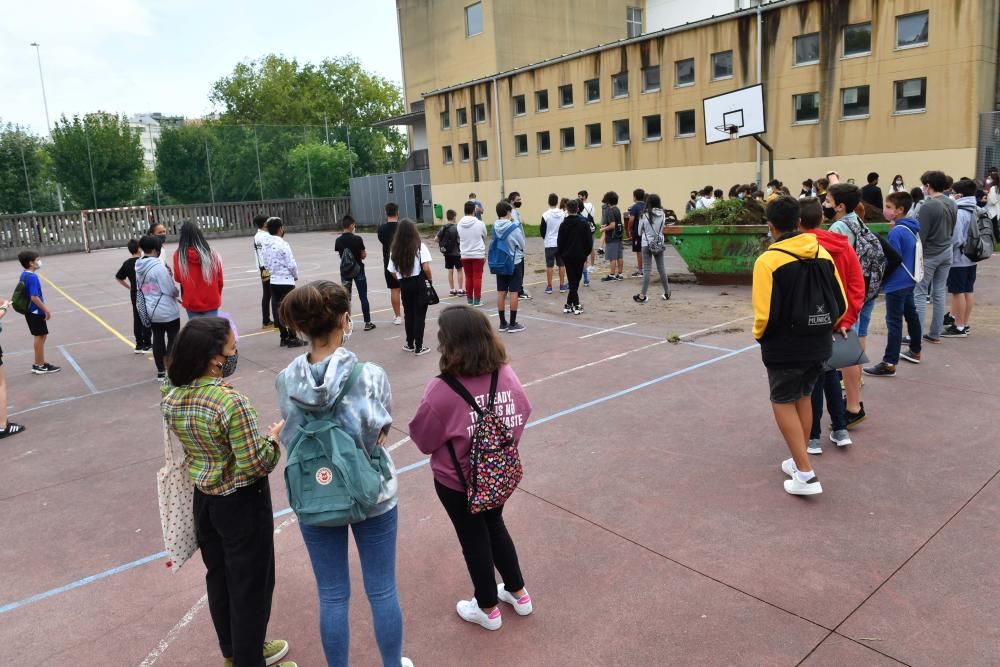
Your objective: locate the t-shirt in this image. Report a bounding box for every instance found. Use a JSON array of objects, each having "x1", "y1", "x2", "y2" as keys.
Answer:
[
  {"x1": 334, "y1": 232, "x2": 366, "y2": 267},
  {"x1": 627, "y1": 202, "x2": 645, "y2": 237},
  {"x1": 603, "y1": 206, "x2": 624, "y2": 241},
  {"x1": 115, "y1": 256, "x2": 140, "y2": 301},
  {"x1": 377, "y1": 221, "x2": 398, "y2": 268},
  {"x1": 386, "y1": 243, "x2": 432, "y2": 278},
  {"x1": 20, "y1": 270, "x2": 43, "y2": 316}
]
